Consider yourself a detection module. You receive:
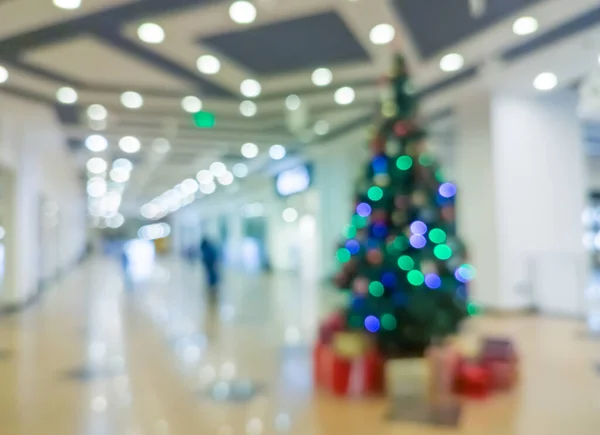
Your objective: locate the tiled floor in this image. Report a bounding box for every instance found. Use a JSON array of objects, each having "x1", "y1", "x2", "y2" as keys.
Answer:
[{"x1": 0, "y1": 256, "x2": 599, "y2": 434}]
